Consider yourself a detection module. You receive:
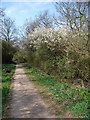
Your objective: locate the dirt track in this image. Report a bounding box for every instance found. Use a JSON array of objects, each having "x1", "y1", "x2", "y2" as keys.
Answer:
[{"x1": 8, "y1": 64, "x2": 56, "y2": 118}]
